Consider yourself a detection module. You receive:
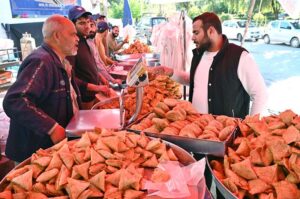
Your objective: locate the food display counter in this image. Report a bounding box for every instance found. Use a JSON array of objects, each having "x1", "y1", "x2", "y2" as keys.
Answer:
[{"x1": 9, "y1": 49, "x2": 300, "y2": 198}]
